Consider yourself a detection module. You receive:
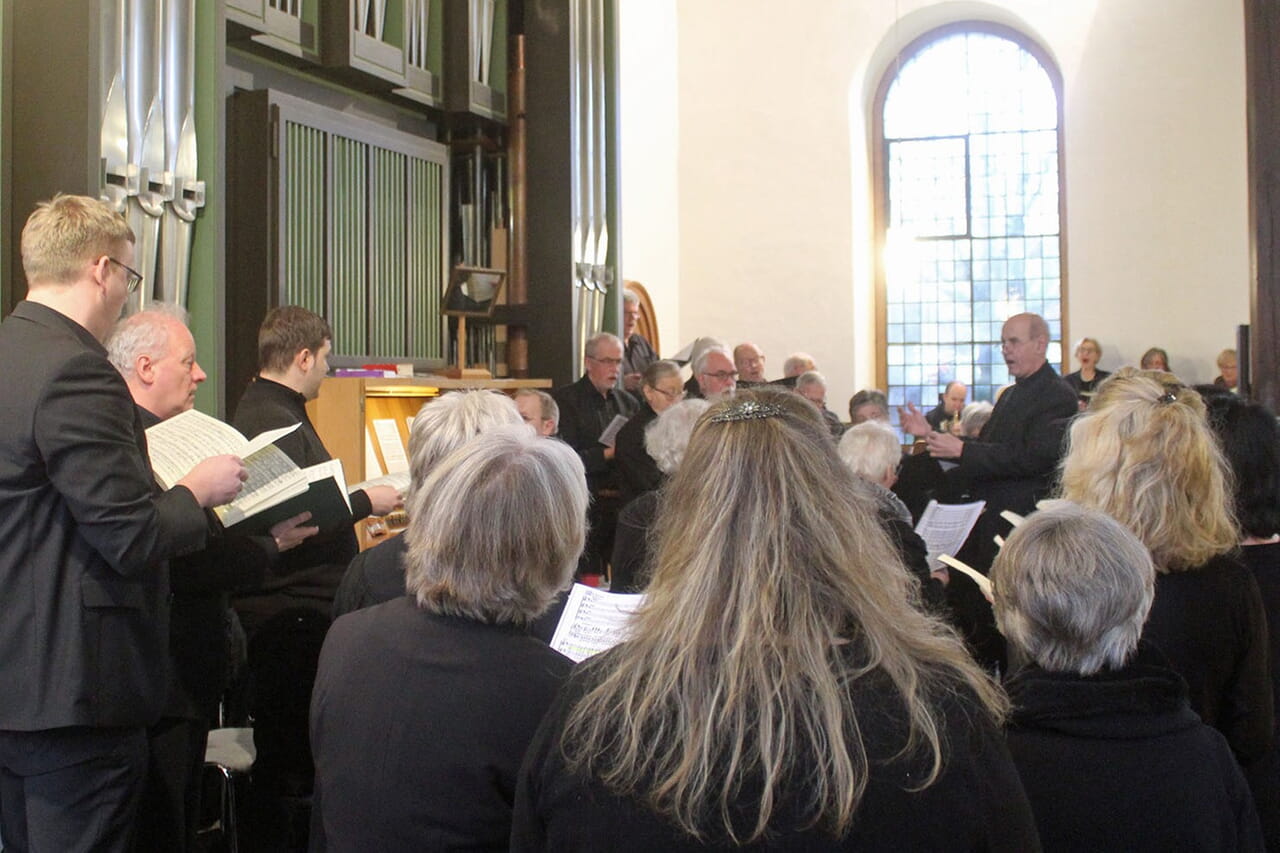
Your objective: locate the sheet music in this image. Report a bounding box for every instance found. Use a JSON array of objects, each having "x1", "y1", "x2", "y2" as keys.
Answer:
[
  {"x1": 372, "y1": 419, "x2": 410, "y2": 474},
  {"x1": 550, "y1": 584, "x2": 646, "y2": 663},
  {"x1": 914, "y1": 499, "x2": 986, "y2": 569},
  {"x1": 598, "y1": 414, "x2": 628, "y2": 449},
  {"x1": 146, "y1": 409, "x2": 298, "y2": 488}
]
